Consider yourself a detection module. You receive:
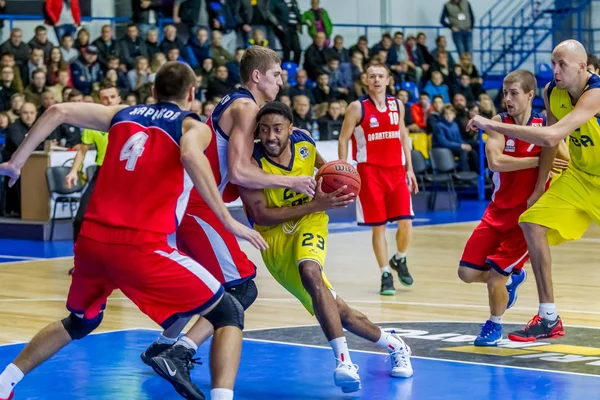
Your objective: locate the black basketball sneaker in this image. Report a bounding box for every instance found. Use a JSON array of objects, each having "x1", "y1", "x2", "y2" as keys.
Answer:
[
  {"x1": 389, "y1": 255, "x2": 414, "y2": 287},
  {"x1": 148, "y1": 345, "x2": 205, "y2": 400}
]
